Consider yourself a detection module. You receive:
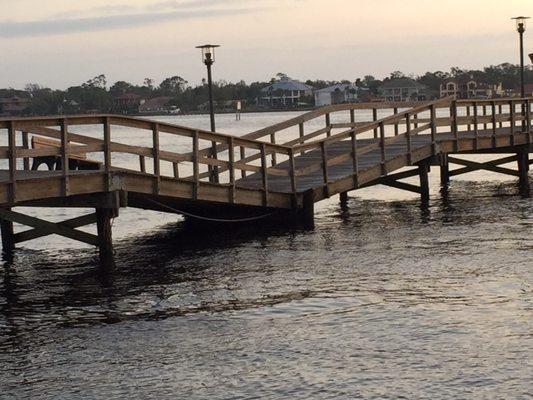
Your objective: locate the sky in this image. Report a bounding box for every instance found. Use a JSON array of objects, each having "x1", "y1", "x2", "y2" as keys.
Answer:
[{"x1": 0, "y1": 0, "x2": 531, "y2": 89}]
